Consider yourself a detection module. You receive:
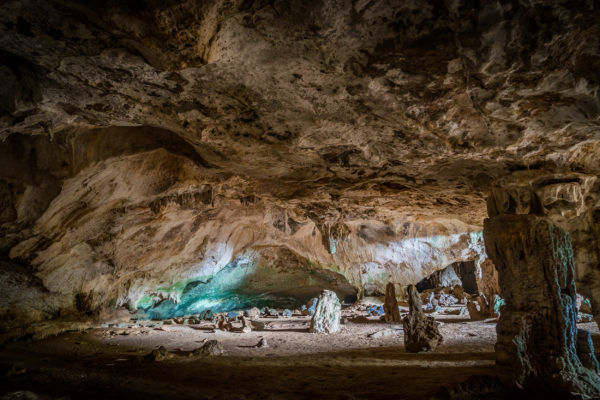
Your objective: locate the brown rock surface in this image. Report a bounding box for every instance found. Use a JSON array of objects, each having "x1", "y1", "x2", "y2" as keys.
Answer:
[
  {"x1": 403, "y1": 285, "x2": 442, "y2": 352},
  {"x1": 487, "y1": 172, "x2": 600, "y2": 327},
  {"x1": 383, "y1": 282, "x2": 401, "y2": 323},
  {"x1": 484, "y1": 214, "x2": 600, "y2": 398}
]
